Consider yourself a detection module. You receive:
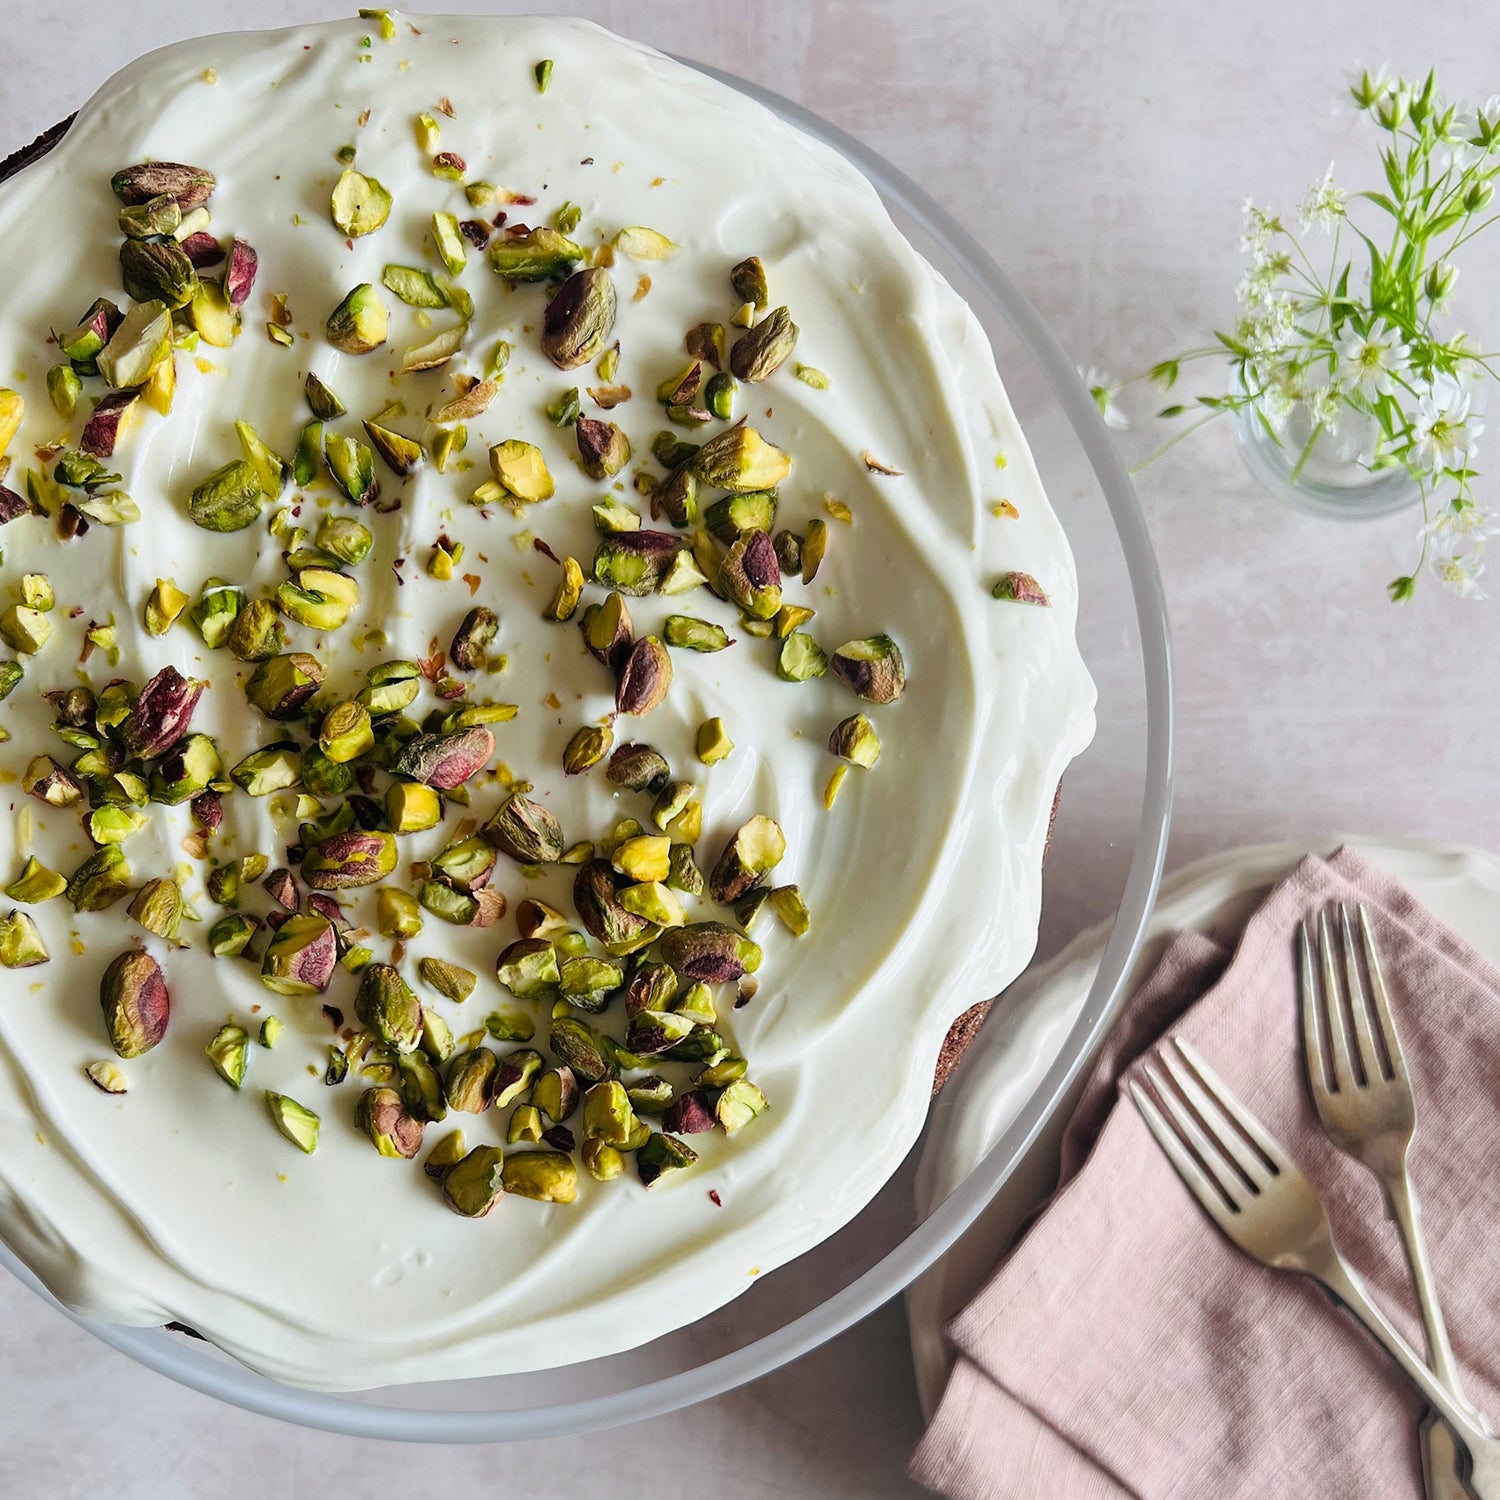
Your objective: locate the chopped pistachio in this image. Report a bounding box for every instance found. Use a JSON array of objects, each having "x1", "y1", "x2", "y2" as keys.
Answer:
[
  {"x1": 188, "y1": 459, "x2": 262, "y2": 533},
  {"x1": 208, "y1": 913, "x2": 259, "y2": 958},
  {"x1": 264, "y1": 1091, "x2": 321, "y2": 1153},
  {"x1": 992, "y1": 570, "x2": 1052, "y2": 606},
  {"x1": 730, "y1": 306, "x2": 798, "y2": 383},
  {"x1": 0, "y1": 910, "x2": 48, "y2": 968},
  {"x1": 326, "y1": 283, "x2": 389, "y2": 354},
  {"x1": 829, "y1": 712, "x2": 881, "y2": 768},
  {"x1": 830, "y1": 634, "x2": 906, "y2": 704},
  {"x1": 318, "y1": 515, "x2": 375, "y2": 566},
  {"x1": 730, "y1": 256, "x2": 769, "y2": 312},
  {"x1": 488, "y1": 439, "x2": 554, "y2": 503},
  {"x1": 47, "y1": 365, "x2": 82, "y2": 420},
  {"x1": 545, "y1": 387, "x2": 581, "y2": 427},
  {"x1": 487, "y1": 227, "x2": 583, "y2": 282},
  {"x1": 718, "y1": 531, "x2": 782, "y2": 620},
  {"x1": 277, "y1": 568, "x2": 360, "y2": 631},
  {"x1": 593, "y1": 499, "x2": 641, "y2": 533},
  {"x1": 563, "y1": 723, "x2": 612, "y2": 777},
  {"x1": 68, "y1": 846, "x2": 133, "y2": 913},
  {"x1": 85, "y1": 1059, "x2": 128, "y2": 1095},
  {"x1": 778, "y1": 631, "x2": 827, "y2": 682},
  {"x1": 541, "y1": 268, "x2": 617, "y2": 370},
  {"x1": 382, "y1": 262, "x2": 448, "y2": 308},
  {"x1": 423, "y1": 1129, "x2": 468, "y2": 1180},
  {"x1": 695, "y1": 717, "x2": 734, "y2": 764},
  {"x1": 431, "y1": 211, "x2": 468, "y2": 275},
  {"x1": 259, "y1": 1016, "x2": 283, "y2": 1049},
  {"x1": 535, "y1": 58, "x2": 555, "y2": 92},
  {"x1": 206, "y1": 1023, "x2": 251, "y2": 1089},
  {"x1": 708, "y1": 815, "x2": 786, "y2": 904},
  {"x1": 615, "y1": 636, "x2": 673, "y2": 716},
  {"x1": 144, "y1": 578, "x2": 190, "y2": 636},
  {"x1": 305, "y1": 371, "x2": 346, "y2": 420},
  {"x1": 419, "y1": 956, "x2": 477, "y2": 1003},
  {"x1": 330, "y1": 169, "x2": 393, "y2": 237},
  {"x1": 229, "y1": 743, "x2": 302, "y2": 797},
  {"x1": 664, "y1": 614, "x2": 730, "y2": 652},
  {"x1": 261, "y1": 914, "x2": 338, "y2": 997},
  {"x1": 823, "y1": 763, "x2": 849, "y2": 809},
  {"x1": 318, "y1": 700, "x2": 375, "y2": 764},
  {"x1": 6, "y1": 857, "x2": 66, "y2": 905},
  {"x1": 119, "y1": 239, "x2": 198, "y2": 310},
  {"x1": 376, "y1": 887, "x2": 425, "y2": 940}
]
